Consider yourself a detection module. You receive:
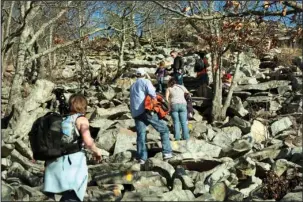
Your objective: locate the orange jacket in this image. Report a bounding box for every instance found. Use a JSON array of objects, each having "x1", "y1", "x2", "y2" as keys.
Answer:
[{"x1": 144, "y1": 93, "x2": 169, "y2": 119}]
